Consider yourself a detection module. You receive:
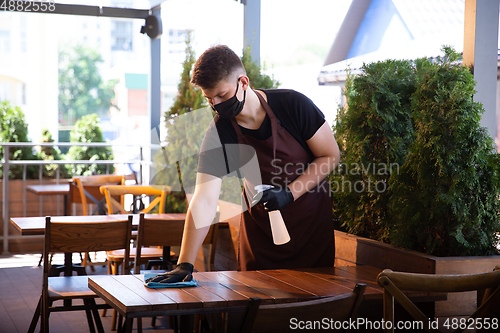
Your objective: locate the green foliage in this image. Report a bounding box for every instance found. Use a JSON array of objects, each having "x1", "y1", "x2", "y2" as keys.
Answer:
[
  {"x1": 390, "y1": 48, "x2": 500, "y2": 256},
  {"x1": 153, "y1": 31, "x2": 206, "y2": 213},
  {"x1": 58, "y1": 44, "x2": 117, "y2": 125},
  {"x1": 331, "y1": 59, "x2": 416, "y2": 241},
  {"x1": 64, "y1": 114, "x2": 114, "y2": 176},
  {"x1": 333, "y1": 47, "x2": 500, "y2": 256},
  {"x1": 166, "y1": 32, "x2": 205, "y2": 119},
  {"x1": 39, "y1": 128, "x2": 70, "y2": 179},
  {"x1": 0, "y1": 101, "x2": 39, "y2": 179},
  {"x1": 241, "y1": 46, "x2": 280, "y2": 89}
]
